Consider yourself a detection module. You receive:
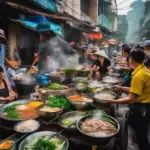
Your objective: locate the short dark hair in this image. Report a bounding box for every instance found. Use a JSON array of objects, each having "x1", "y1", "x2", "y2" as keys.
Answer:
[
  {"x1": 122, "y1": 44, "x2": 130, "y2": 49},
  {"x1": 82, "y1": 48, "x2": 88, "y2": 54},
  {"x1": 0, "y1": 66, "x2": 4, "y2": 72},
  {"x1": 123, "y1": 46, "x2": 131, "y2": 55},
  {"x1": 129, "y1": 48, "x2": 145, "y2": 63},
  {"x1": 135, "y1": 44, "x2": 144, "y2": 51}
]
